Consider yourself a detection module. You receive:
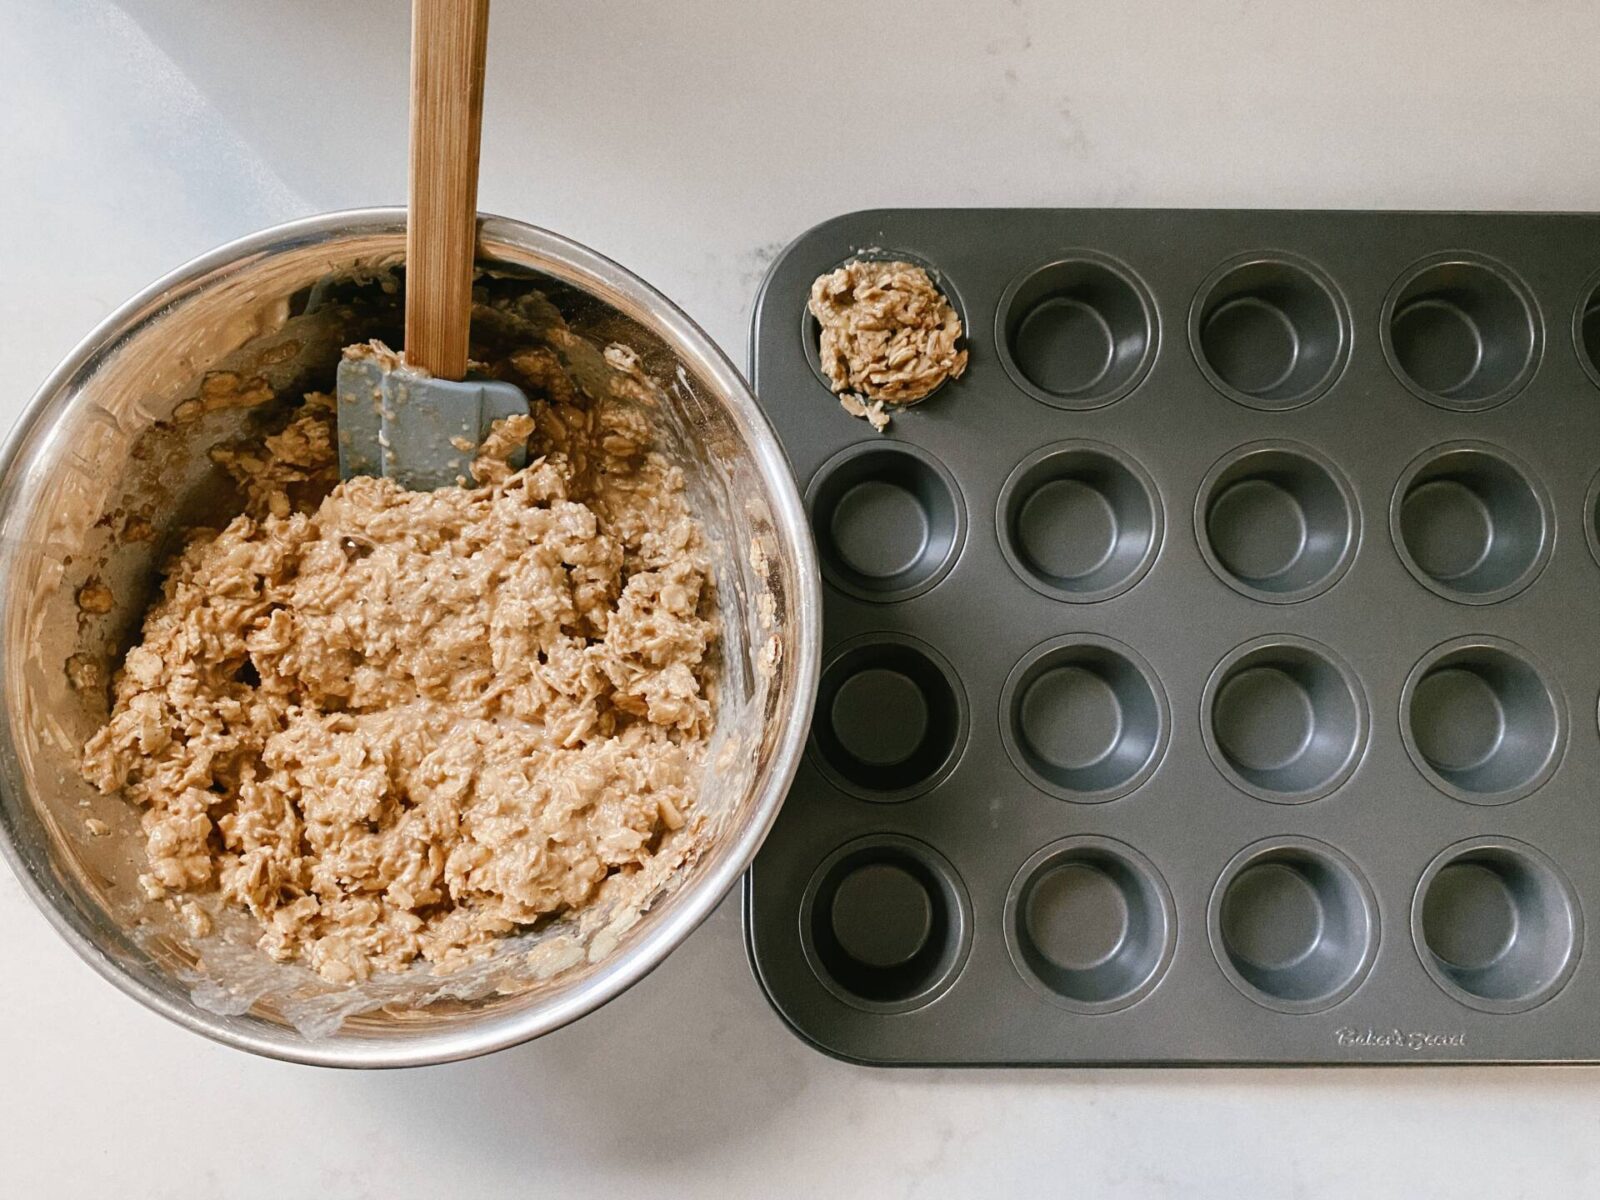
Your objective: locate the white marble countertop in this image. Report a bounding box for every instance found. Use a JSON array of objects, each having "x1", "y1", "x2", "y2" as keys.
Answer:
[{"x1": 6, "y1": 1, "x2": 1600, "y2": 1195}]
